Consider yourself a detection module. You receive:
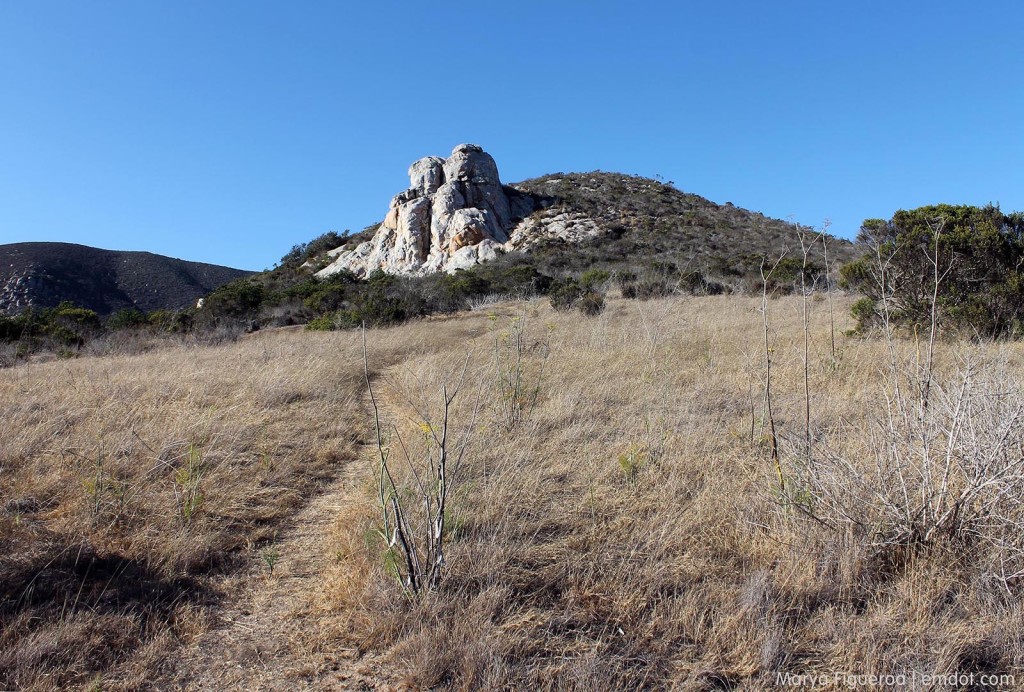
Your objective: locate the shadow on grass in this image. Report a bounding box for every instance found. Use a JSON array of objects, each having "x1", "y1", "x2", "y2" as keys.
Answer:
[{"x1": 1, "y1": 525, "x2": 217, "y2": 689}]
